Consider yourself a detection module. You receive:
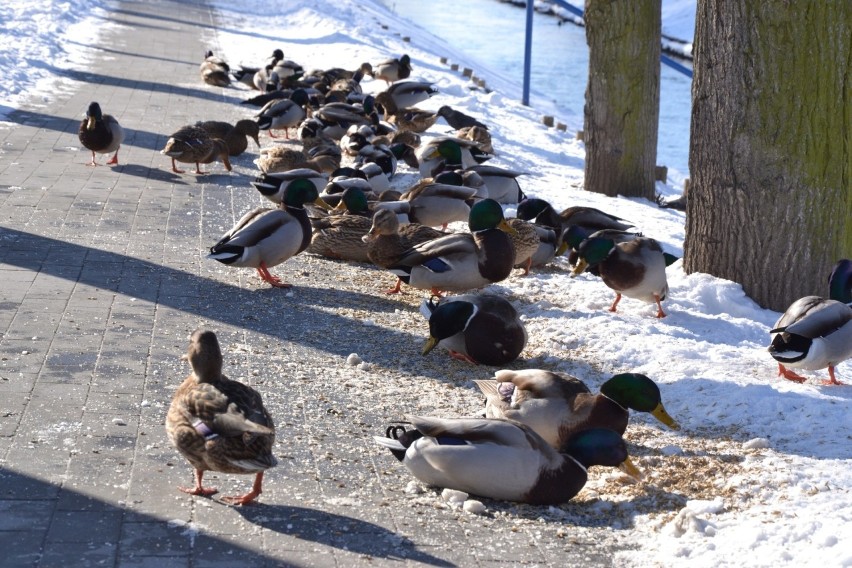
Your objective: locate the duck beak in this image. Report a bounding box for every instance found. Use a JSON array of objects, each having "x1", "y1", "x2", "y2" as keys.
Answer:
[
  {"x1": 332, "y1": 200, "x2": 347, "y2": 213},
  {"x1": 555, "y1": 241, "x2": 570, "y2": 257},
  {"x1": 498, "y1": 219, "x2": 518, "y2": 235},
  {"x1": 314, "y1": 197, "x2": 333, "y2": 211},
  {"x1": 618, "y1": 457, "x2": 643, "y2": 481},
  {"x1": 570, "y1": 258, "x2": 589, "y2": 277},
  {"x1": 651, "y1": 403, "x2": 680, "y2": 430},
  {"x1": 422, "y1": 336, "x2": 439, "y2": 356},
  {"x1": 86, "y1": 115, "x2": 96, "y2": 130}
]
